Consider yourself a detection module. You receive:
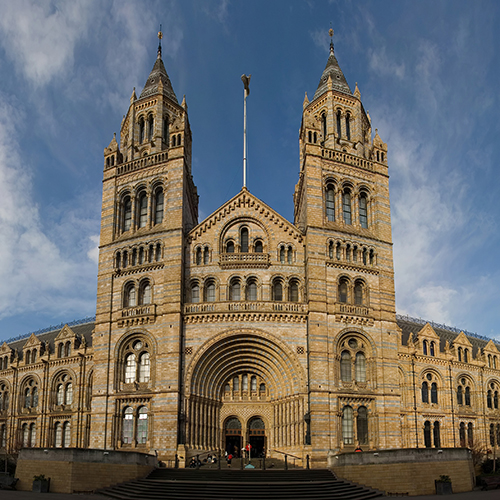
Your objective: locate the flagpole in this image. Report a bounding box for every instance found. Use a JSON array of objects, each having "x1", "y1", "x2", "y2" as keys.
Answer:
[{"x1": 241, "y1": 75, "x2": 251, "y2": 188}]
